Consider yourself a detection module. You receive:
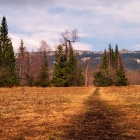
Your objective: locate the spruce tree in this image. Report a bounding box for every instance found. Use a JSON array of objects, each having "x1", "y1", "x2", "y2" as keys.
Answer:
[
  {"x1": 67, "y1": 46, "x2": 85, "y2": 86},
  {"x1": 67, "y1": 46, "x2": 77, "y2": 86},
  {"x1": 94, "y1": 44, "x2": 128, "y2": 86},
  {"x1": 115, "y1": 44, "x2": 119, "y2": 70},
  {"x1": 34, "y1": 41, "x2": 50, "y2": 87},
  {"x1": 52, "y1": 30, "x2": 85, "y2": 87},
  {"x1": 0, "y1": 16, "x2": 19, "y2": 86},
  {"x1": 52, "y1": 45, "x2": 67, "y2": 87},
  {"x1": 115, "y1": 52, "x2": 128, "y2": 86},
  {"x1": 115, "y1": 44, "x2": 119, "y2": 57},
  {"x1": 38, "y1": 50, "x2": 49, "y2": 87},
  {"x1": 101, "y1": 49, "x2": 107, "y2": 69}
]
